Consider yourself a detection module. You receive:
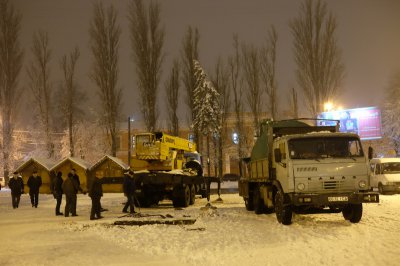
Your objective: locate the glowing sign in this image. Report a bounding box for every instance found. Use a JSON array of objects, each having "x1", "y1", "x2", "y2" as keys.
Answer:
[{"x1": 318, "y1": 107, "x2": 382, "y2": 140}]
